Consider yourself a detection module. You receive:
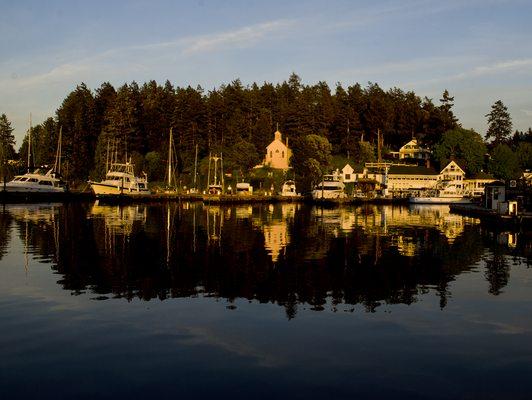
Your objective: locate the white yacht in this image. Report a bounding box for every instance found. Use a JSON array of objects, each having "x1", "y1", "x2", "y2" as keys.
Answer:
[
  {"x1": 409, "y1": 182, "x2": 471, "y2": 204},
  {"x1": 2, "y1": 117, "x2": 67, "y2": 194},
  {"x1": 3, "y1": 169, "x2": 66, "y2": 193},
  {"x1": 409, "y1": 193, "x2": 472, "y2": 204},
  {"x1": 280, "y1": 180, "x2": 298, "y2": 197},
  {"x1": 88, "y1": 162, "x2": 149, "y2": 196},
  {"x1": 312, "y1": 175, "x2": 346, "y2": 200}
]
